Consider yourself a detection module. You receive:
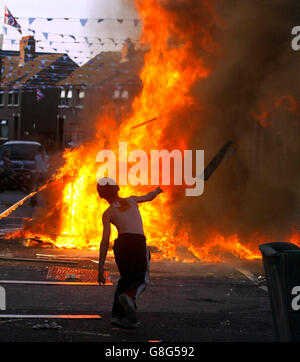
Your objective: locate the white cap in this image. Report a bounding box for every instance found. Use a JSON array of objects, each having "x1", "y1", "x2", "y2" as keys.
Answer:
[{"x1": 96, "y1": 177, "x2": 117, "y2": 186}]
